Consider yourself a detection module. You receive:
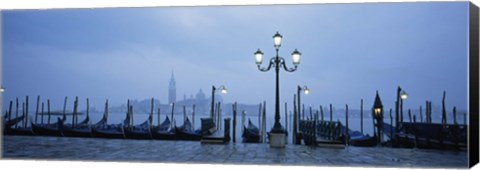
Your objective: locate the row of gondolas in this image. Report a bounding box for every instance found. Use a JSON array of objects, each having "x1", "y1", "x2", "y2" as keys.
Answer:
[
  {"x1": 2, "y1": 97, "x2": 209, "y2": 141},
  {"x1": 3, "y1": 97, "x2": 264, "y2": 143}
]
